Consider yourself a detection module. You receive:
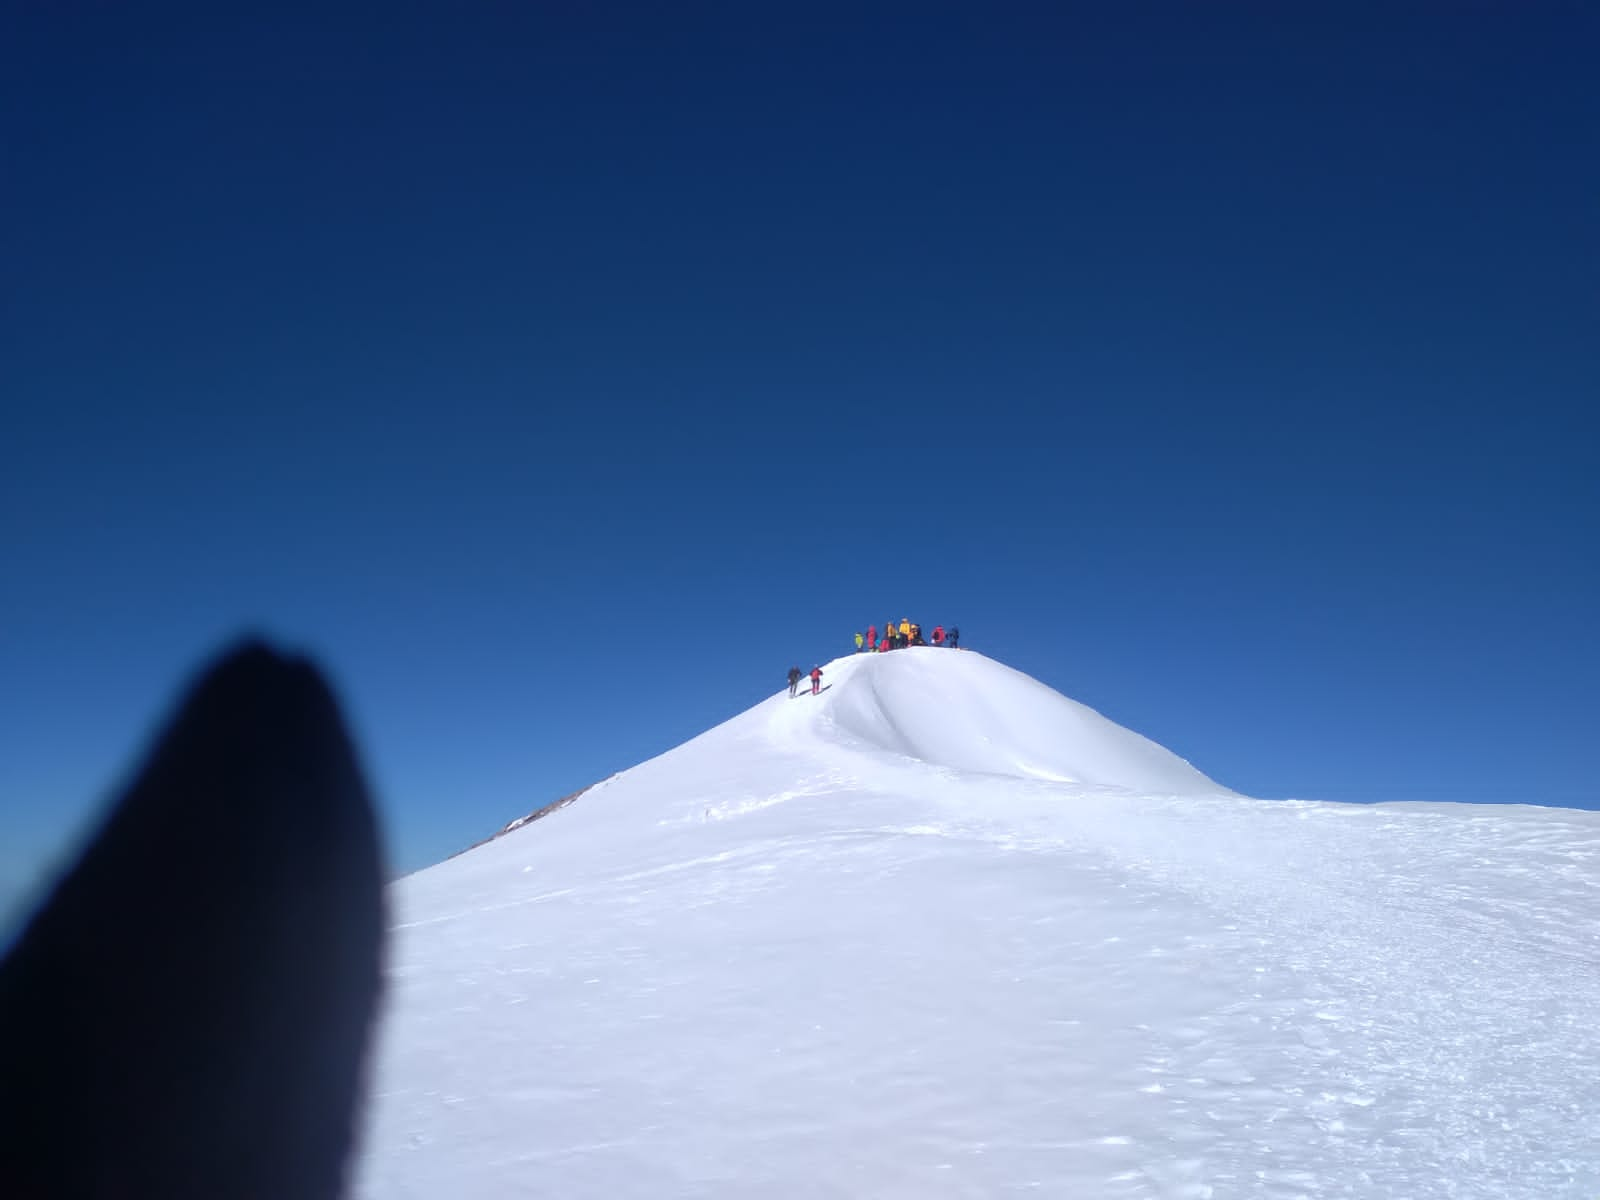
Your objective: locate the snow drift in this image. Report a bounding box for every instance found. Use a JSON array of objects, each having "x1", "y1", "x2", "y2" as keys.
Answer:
[
  {"x1": 819, "y1": 649, "x2": 1223, "y2": 791},
  {"x1": 357, "y1": 649, "x2": 1600, "y2": 1200}
]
